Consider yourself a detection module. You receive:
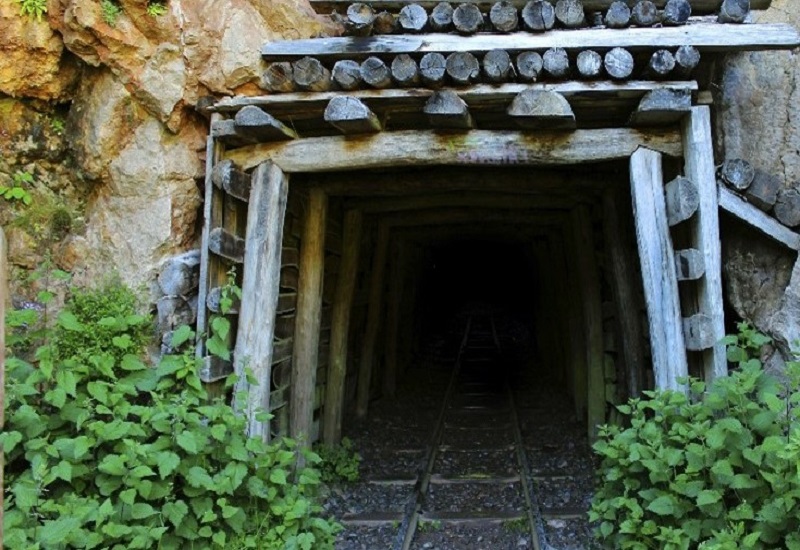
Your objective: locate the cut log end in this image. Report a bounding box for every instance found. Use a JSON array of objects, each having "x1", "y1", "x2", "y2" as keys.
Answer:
[
  {"x1": 391, "y1": 53, "x2": 420, "y2": 86},
  {"x1": 516, "y1": 51, "x2": 543, "y2": 82},
  {"x1": 262, "y1": 62, "x2": 295, "y2": 93},
  {"x1": 630, "y1": 87, "x2": 692, "y2": 127},
  {"x1": 774, "y1": 186, "x2": 800, "y2": 228},
  {"x1": 490, "y1": 1, "x2": 519, "y2": 32},
  {"x1": 332, "y1": 59, "x2": 362, "y2": 90},
  {"x1": 429, "y1": 2, "x2": 454, "y2": 31},
  {"x1": 420, "y1": 52, "x2": 447, "y2": 87},
  {"x1": 631, "y1": 0, "x2": 659, "y2": 27},
  {"x1": 604, "y1": 1, "x2": 631, "y2": 29},
  {"x1": 446, "y1": 51, "x2": 481, "y2": 86},
  {"x1": 665, "y1": 176, "x2": 700, "y2": 226},
  {"x1": 720, "y1": 158, "x2": 755, "y2": 191},
  {"x1": 424, "y1": 90, "x2": 475, "y2": 130},
  {"x1": 399, "y1": 3, "x2": 428, "y2": 32},
  {"x1": 718, "y1": 0, "x2": 750, "y2": 24},
  {"x1": 483, "y1": 49, "x2": 513, "y2": 83},
  {"x1": 324, "y1": 96, "x2": 382, "y2": 134},
  {"x1": 576, "y1": 50, "x2": 603, "y2": 79},
  {"x1": 604, "y1": 47, "x2": 634, "y2": 80},
  {"x1": 543, "y1": 47, "x2": 570, "y2": 79},
  {"x1": 508, "y1": 89, "x2": 576, "y2": 130},
  {"x1": 360, "y1": 56, "x2": 392, "y2": 88},
  {"x1": 555, "y1": 0, "x2": 586, "y2": 28},
  {"x1": 663, "y1": 0, "x2": 691, "y2": 26},
  {"x1": 292, "y1": 57, "x2": 332, "y2": 92},
  {"x1": 453, "y1": 3, "x2": 485, "y2": 34},
  {"x1": 522, "y1": 0, "x2": 555, "y2": 32}
]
